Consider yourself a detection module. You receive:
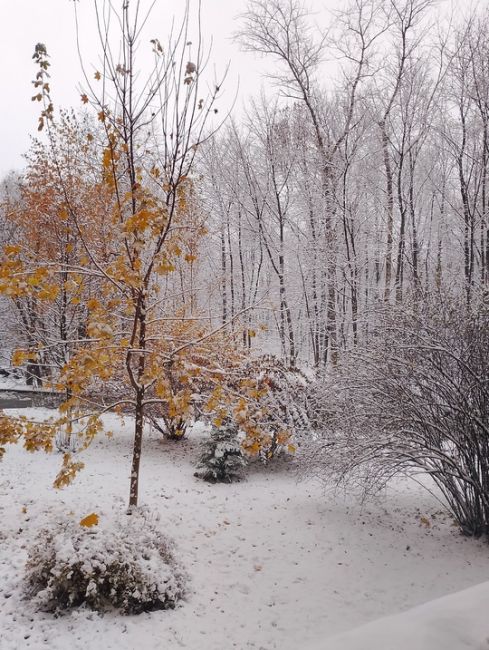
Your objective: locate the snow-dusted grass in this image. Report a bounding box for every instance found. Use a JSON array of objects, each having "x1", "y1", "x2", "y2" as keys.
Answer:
[{"x1": 0, "y1": 408, "x2": 488, "y2": 649}]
